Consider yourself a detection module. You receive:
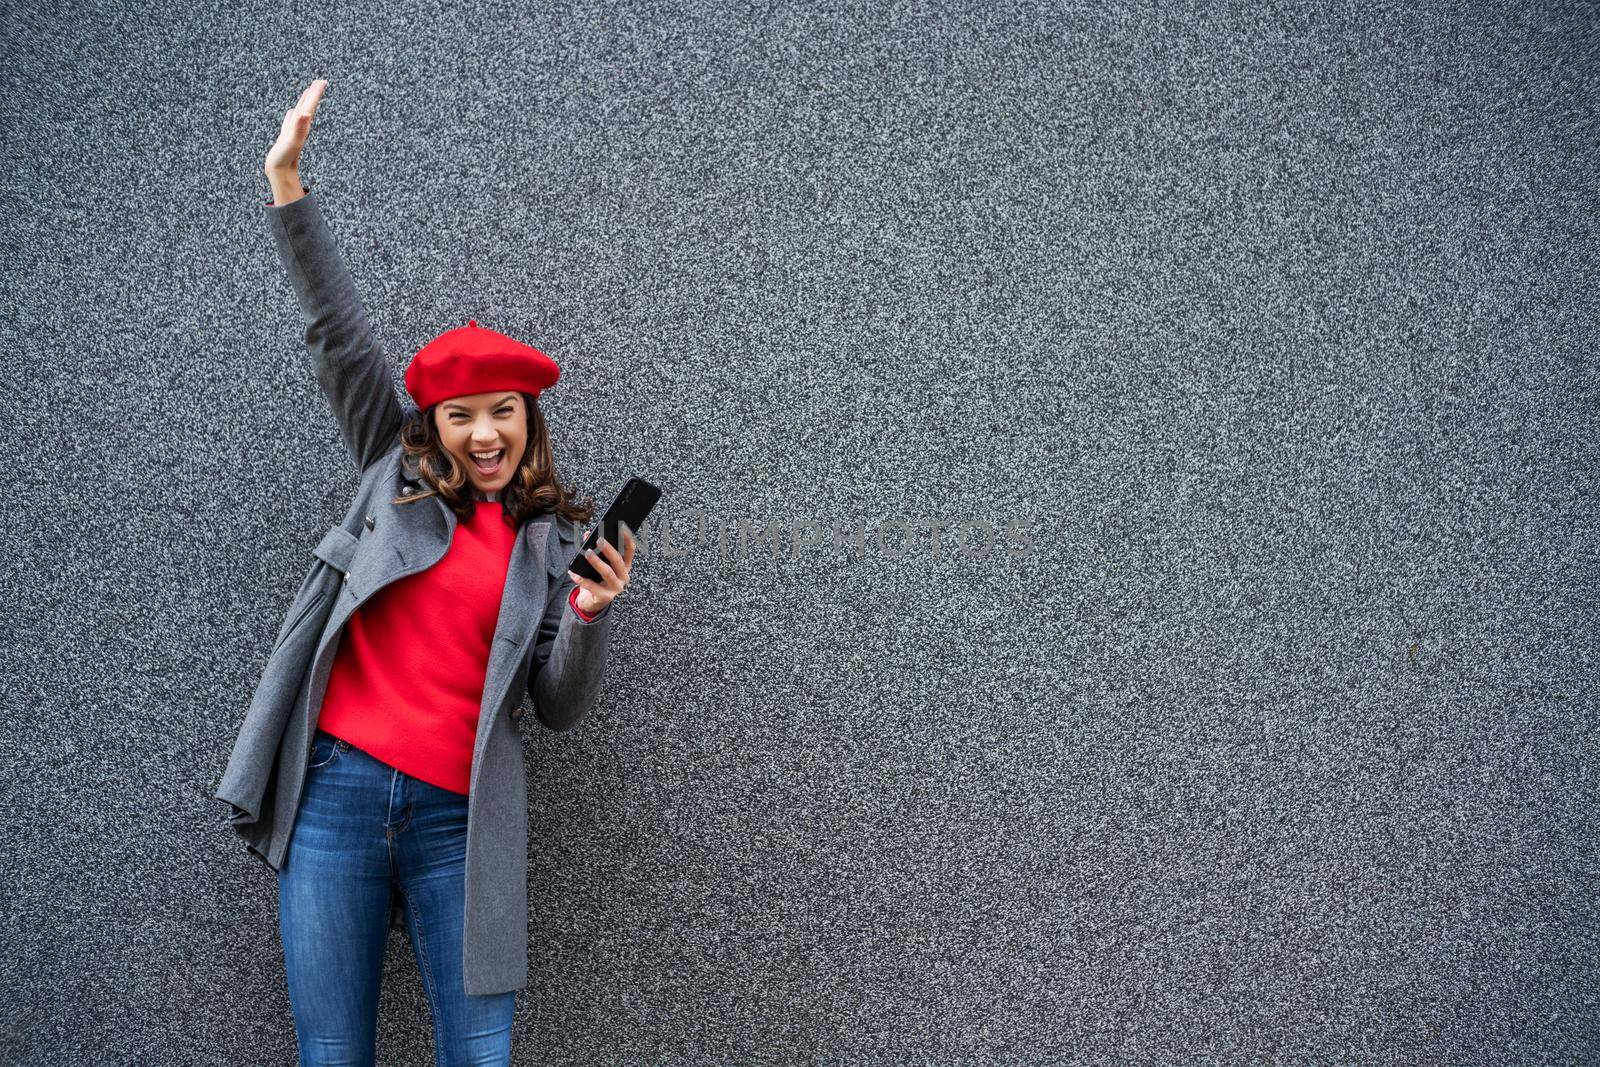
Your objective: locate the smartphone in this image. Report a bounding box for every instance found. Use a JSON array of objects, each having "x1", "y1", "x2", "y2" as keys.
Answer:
[{"x1": 570, "y1": 477, "x2": 663, "y2": 583}]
